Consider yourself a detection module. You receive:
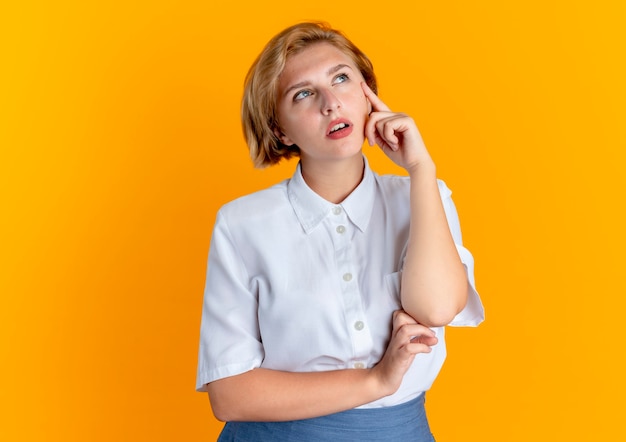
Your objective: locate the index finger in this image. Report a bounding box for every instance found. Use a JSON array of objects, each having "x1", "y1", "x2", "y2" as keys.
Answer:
[
  {"x1": 392, "y1": 309, "x2": 417, "y2": 327},
  {"x1": 361, "y1": 82, "x2": 391, "y2": 112}
]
